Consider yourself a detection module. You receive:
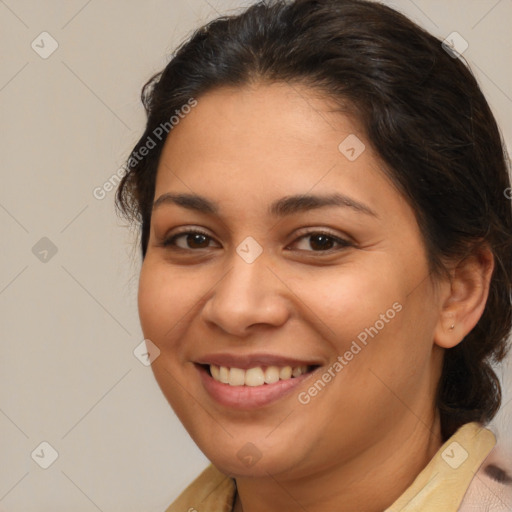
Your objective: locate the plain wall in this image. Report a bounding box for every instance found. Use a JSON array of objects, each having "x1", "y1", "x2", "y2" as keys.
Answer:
[{"x1": 0, "y1": 0, "x2": 510, "y2": 510}]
